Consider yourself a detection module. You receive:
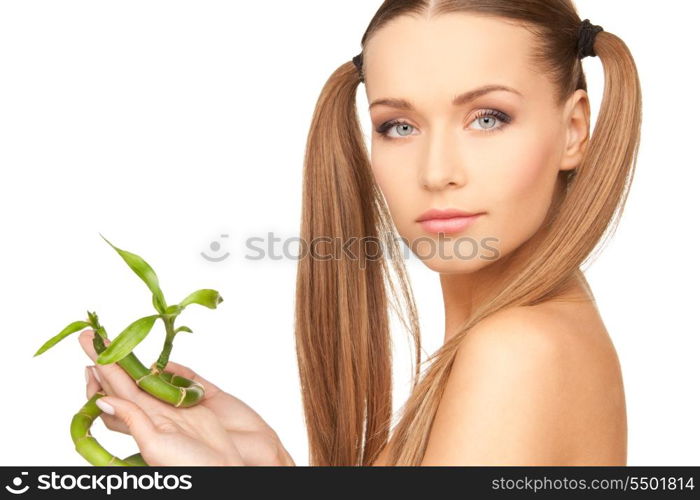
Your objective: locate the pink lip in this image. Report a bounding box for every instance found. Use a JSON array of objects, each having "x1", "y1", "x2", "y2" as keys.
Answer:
[{"x1": 416, "y1": 209, "x2": 484, "y2": 235}]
